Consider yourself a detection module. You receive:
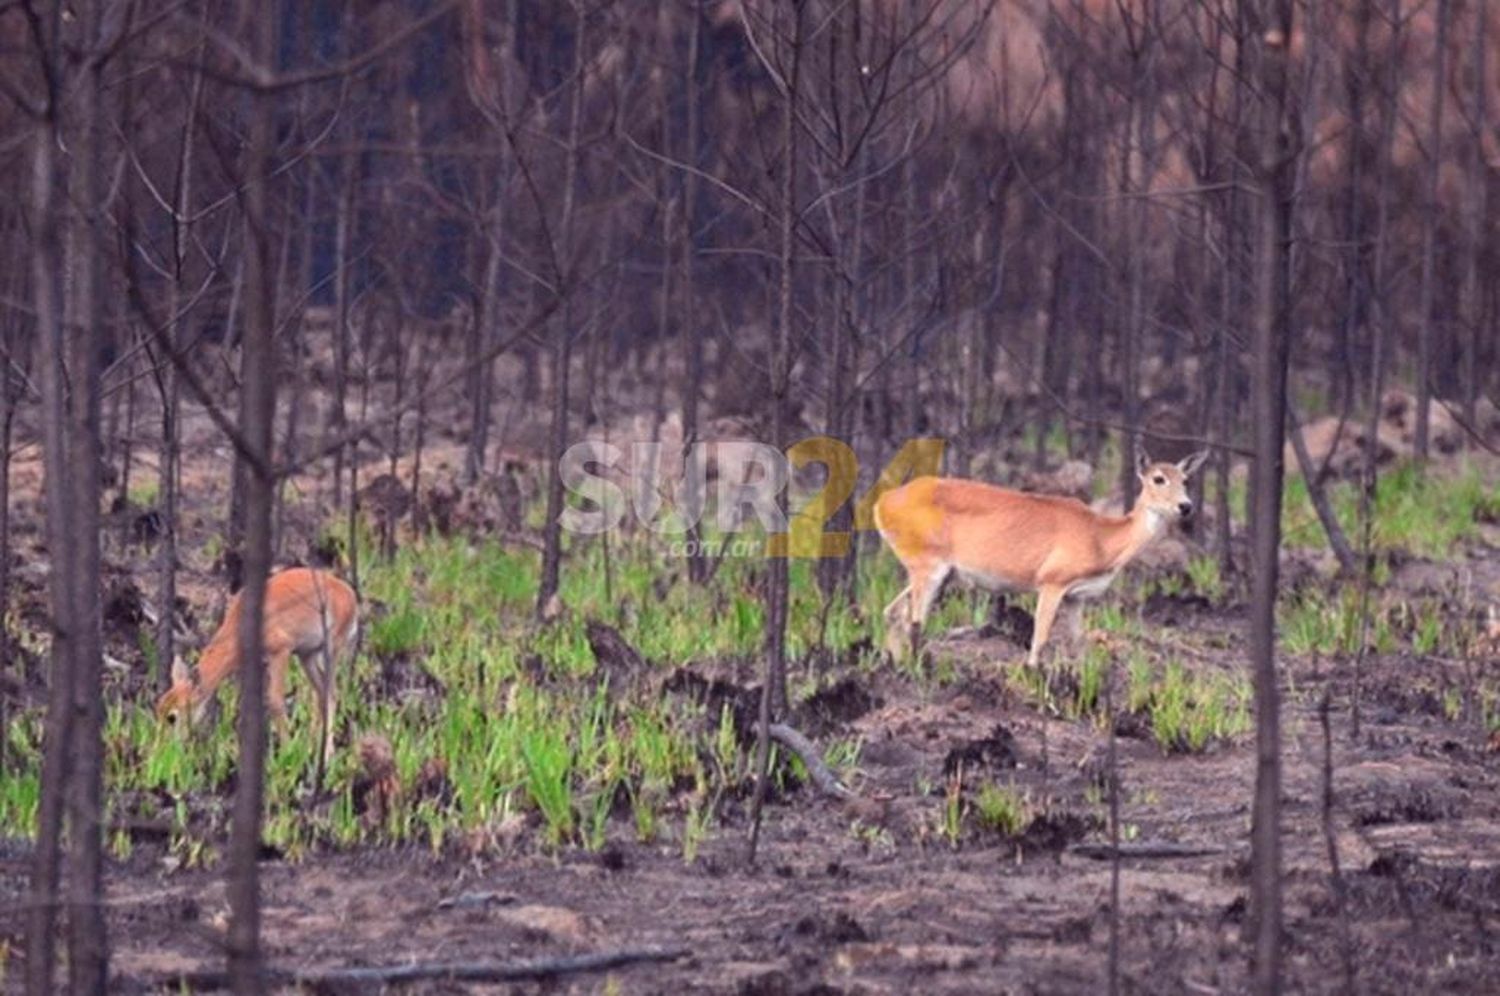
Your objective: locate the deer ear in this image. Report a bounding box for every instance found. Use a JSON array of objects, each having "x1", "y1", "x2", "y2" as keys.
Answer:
[
  {"x1": 1178, "y1": 449, "x2": 1210, "y2": 478},
  {"x1": 170, "y1": 655, "x2": 192, "y2": 686},
  {"x1": 1135, "y1": 448, "x2": 1151, "y2": 477}
]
